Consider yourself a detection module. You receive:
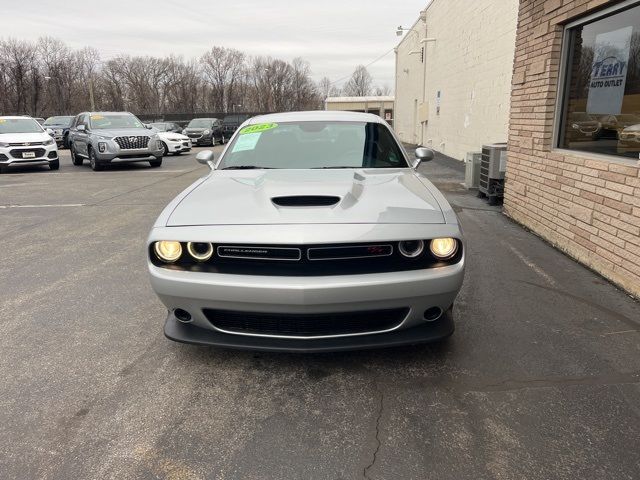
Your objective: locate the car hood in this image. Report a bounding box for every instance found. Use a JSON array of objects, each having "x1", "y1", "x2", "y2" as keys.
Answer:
[
  {"x1": 94, "y1": 129, "x2": 154, "y2": 139},
  {"x1": 166, "y1": 169, "x2": 445, "y2": 226},
  {"x1": 157, "y1": 132, "x2": 188, "y2": 140},
  {"x1": 0, "y1": 132, "x2": 51, "y2": 143}
]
